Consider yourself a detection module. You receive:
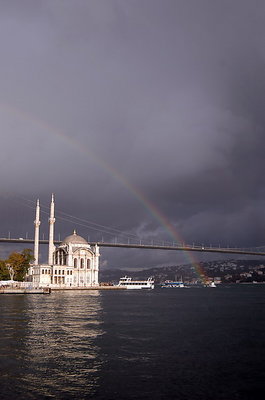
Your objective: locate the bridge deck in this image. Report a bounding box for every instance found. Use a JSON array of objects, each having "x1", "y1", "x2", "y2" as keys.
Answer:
[{"x1": 1, "y1": 238, "x2": 265, "y2": 256}]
